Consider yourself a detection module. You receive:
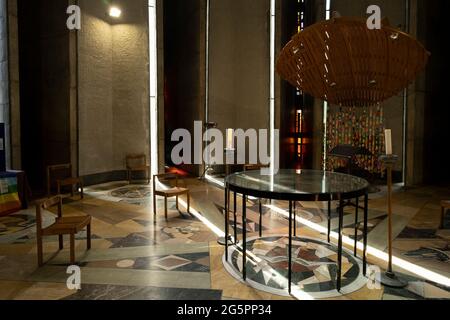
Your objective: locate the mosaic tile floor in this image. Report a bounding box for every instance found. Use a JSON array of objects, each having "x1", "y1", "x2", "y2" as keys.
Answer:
[
  {"x1": 224, "y1": 235, "x2": 367, "y2": 299},
  {"x1": 82, "y1": 251, "x2": 210, "y2": 273},
  {"x1": 85, "y1": 183, "x2": 153, "y2": 206},
  {"x1": 0, "y1": 180, "x2": 449, "y2": 300},
  {"x1": 63, "y1": 284, "x2": 223, "y2": 300}
]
